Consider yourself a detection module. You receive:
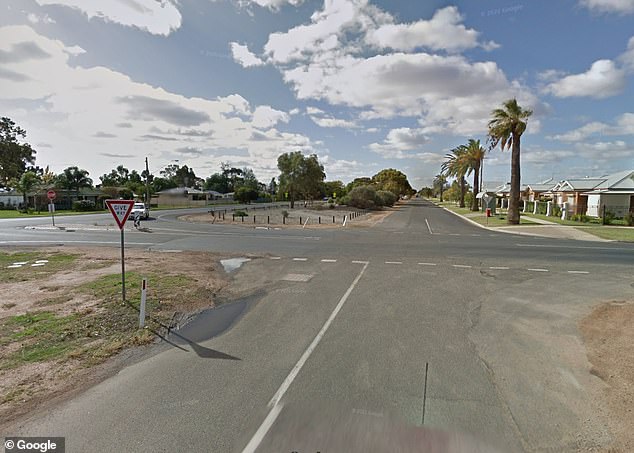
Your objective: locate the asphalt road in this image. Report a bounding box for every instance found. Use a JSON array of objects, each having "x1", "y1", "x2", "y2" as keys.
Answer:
[{"x1": 2, "y1": 200, "x2": 633, "y2": 452}]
